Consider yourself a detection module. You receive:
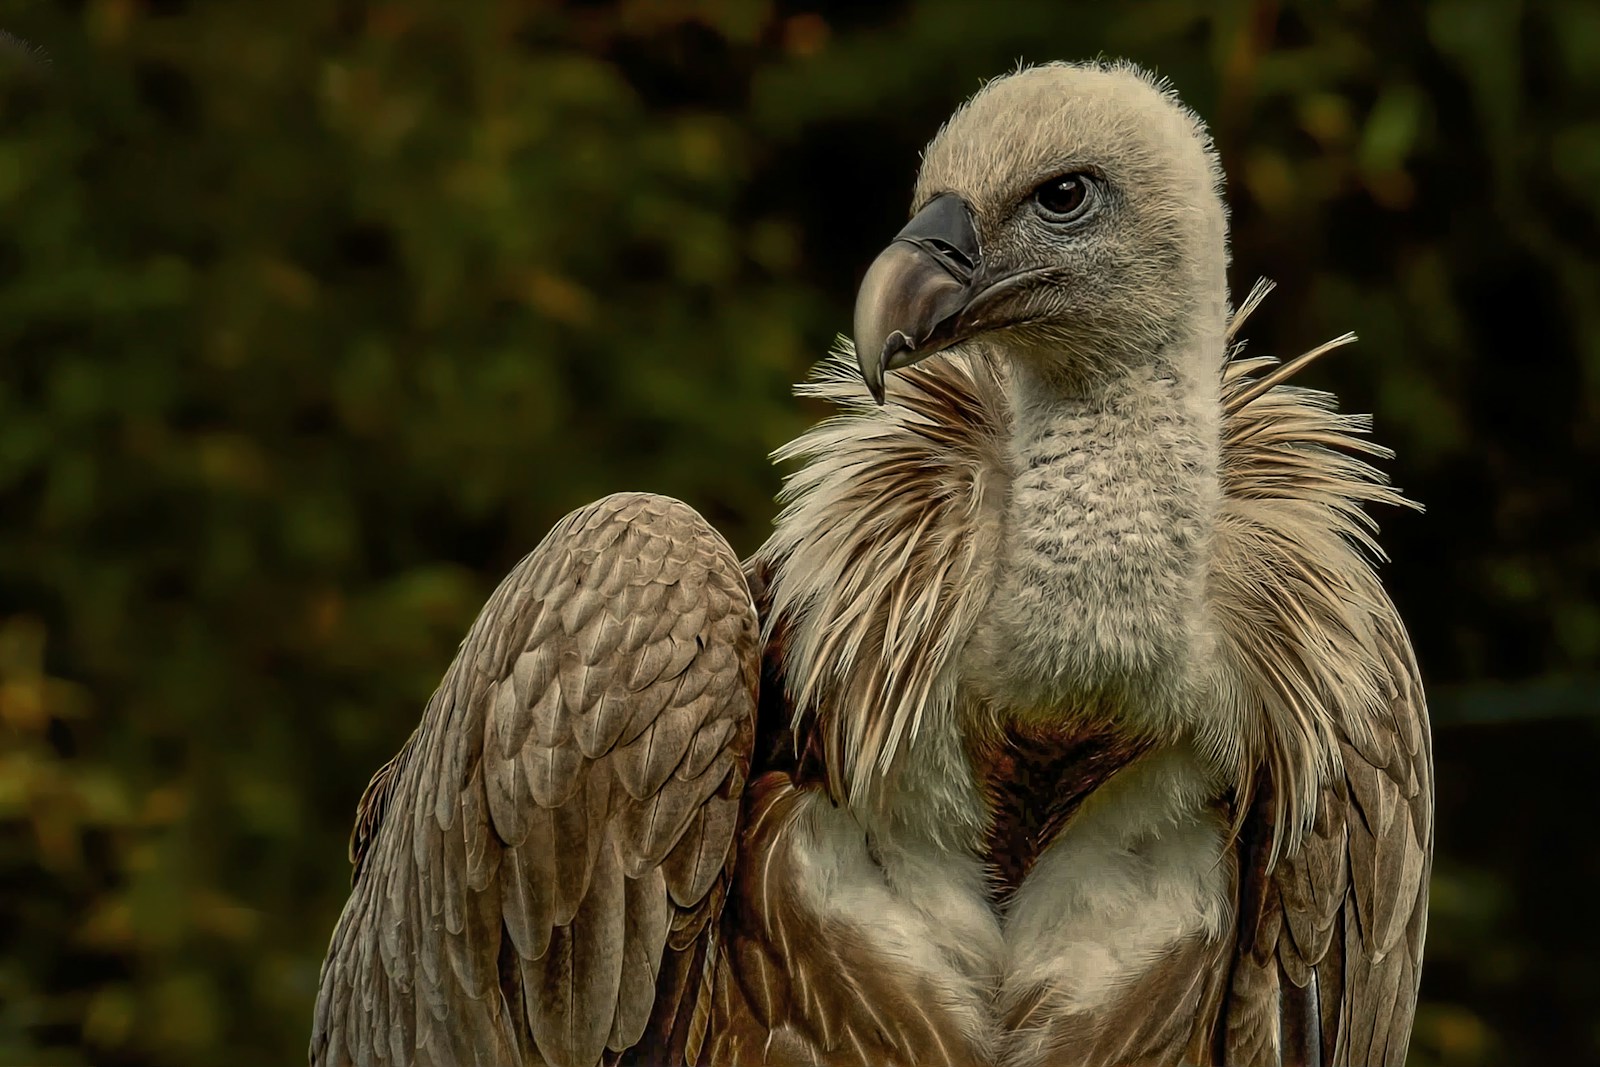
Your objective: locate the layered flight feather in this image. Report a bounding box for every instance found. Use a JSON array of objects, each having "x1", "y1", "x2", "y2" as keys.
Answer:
[{"x1": 311, "y1": 493, "x2": 758, "y2": 1067}]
